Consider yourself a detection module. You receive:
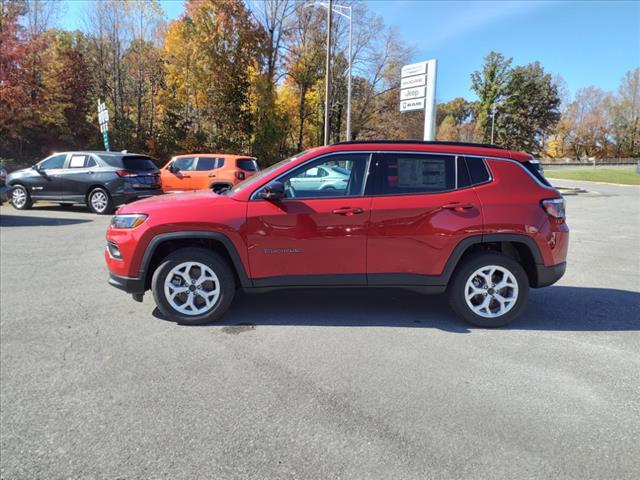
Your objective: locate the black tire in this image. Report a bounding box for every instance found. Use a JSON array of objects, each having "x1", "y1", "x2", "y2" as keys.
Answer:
[
  {"x1": 10, "y1": 185, "x2": 33, "y2": 210},
  {"x1": 87, "y1": 187, "x2": 114, "y2": 215},
  {"x1": 447, "y1": 252, "x2": 529, "y2": 327},
  {"x1": 151, "y1": 247, "x2": 236, "y2": 325}
]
